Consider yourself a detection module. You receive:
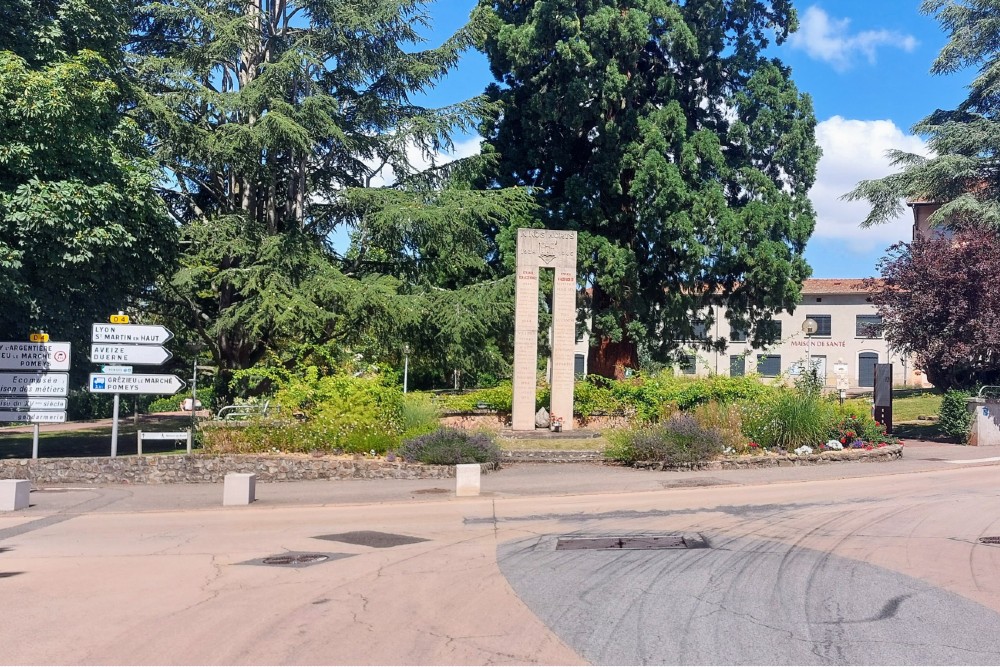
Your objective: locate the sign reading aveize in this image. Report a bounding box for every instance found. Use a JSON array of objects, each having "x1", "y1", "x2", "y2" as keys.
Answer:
[{"x1": 90, "y1": 344, "x2": 171, "y2": 365}]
